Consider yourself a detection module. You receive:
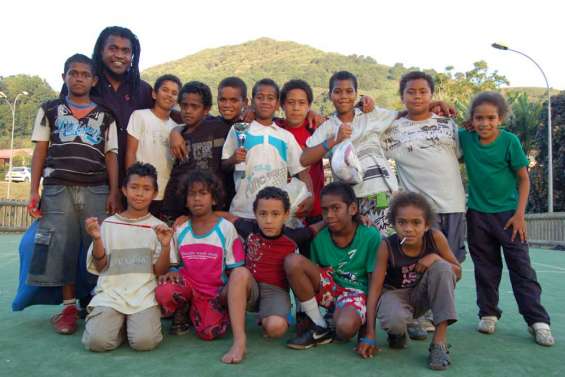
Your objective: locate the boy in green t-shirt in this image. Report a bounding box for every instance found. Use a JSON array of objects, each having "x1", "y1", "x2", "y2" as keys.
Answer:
[
  {"x1": 285, "y1": 182, "x2": 380, "y2": 350},
  {"x1": 459, "y1": 92, "x2": 554, "y2": 347}
]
